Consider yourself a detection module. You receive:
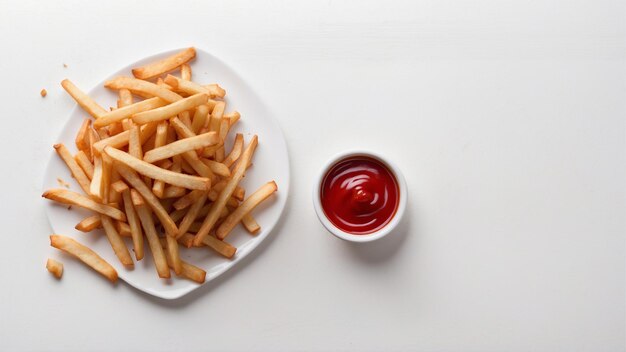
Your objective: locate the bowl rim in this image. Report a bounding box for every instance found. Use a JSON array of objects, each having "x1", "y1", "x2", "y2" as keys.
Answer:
[{"x1": 312, "y1": 149, "x2": 408, "y2": 243}]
